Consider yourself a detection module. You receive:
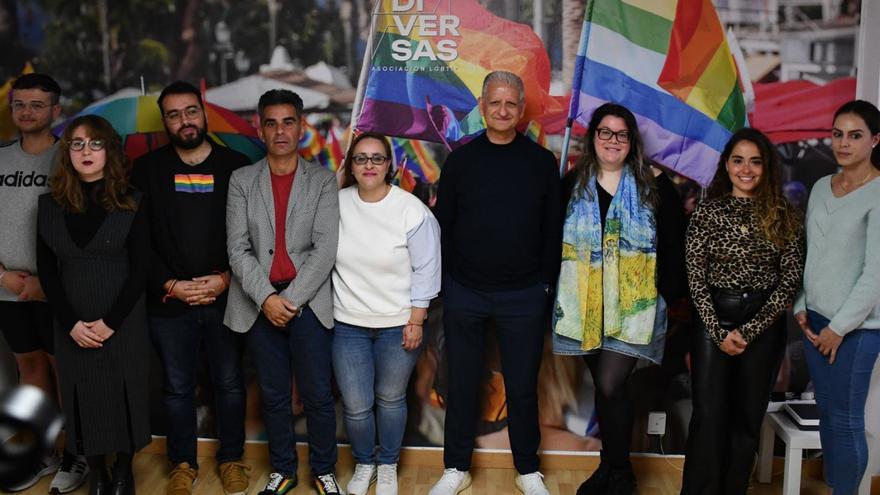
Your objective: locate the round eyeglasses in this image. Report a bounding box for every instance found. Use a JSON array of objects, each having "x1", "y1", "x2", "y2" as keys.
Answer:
[
  {"x1": 68, "y1": 139, "x2": 105, "y2": 152},
  {"x1": 163, "y1": 106, "x2": 203, "y2": 124}
]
